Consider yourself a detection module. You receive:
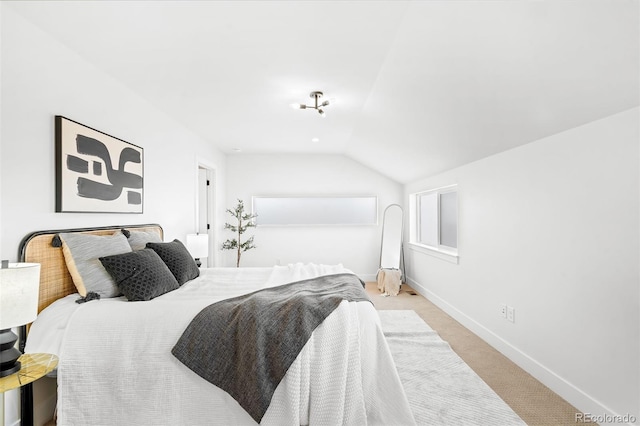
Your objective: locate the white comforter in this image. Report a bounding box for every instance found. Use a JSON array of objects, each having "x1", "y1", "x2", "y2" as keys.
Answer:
[{"x1": 26, "y1": 264, "x2": 416, "y2": 426}]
